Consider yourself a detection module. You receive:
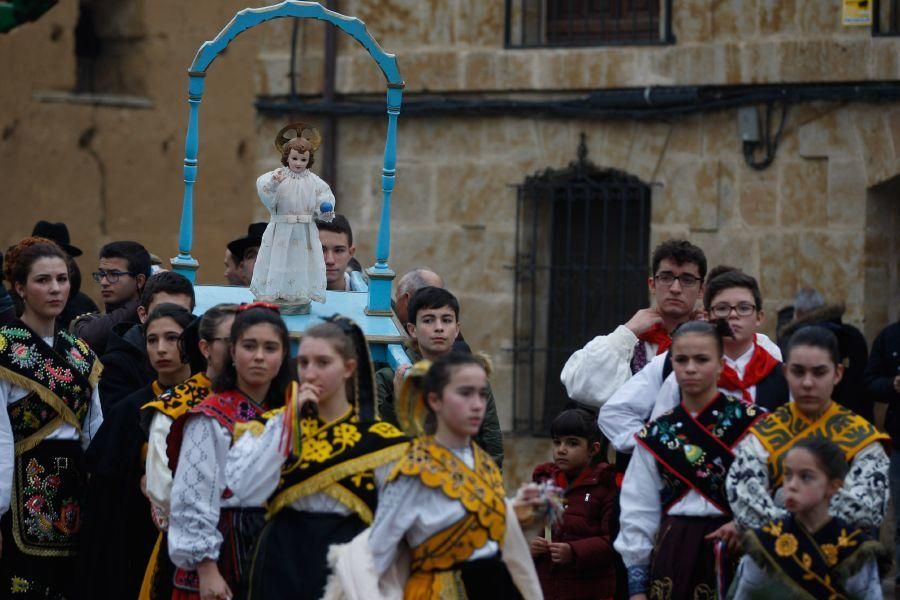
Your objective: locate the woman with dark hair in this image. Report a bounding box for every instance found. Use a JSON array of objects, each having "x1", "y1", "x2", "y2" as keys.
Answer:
[
  {"x1": 80, "y1": 303, "x2": 195, "y2": 599},
  {"x1": 726, "y1": 325, "x2": 891, "y2": 533},
  {"x1": 224, "y1": 316, "x2": 409, "y2": 600},
  {"x1": 167, "y1": 303, "x2": 294, "y2": 600},
  {"x1": 0, "y1": 237, "x2": 103, "y2": 598},
  {"x1": 140, "y1": 305, "x2": 237, "y2": 599},
  {"x1": 615, "y1": 320, "x2": 766, "y2": 600}
]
